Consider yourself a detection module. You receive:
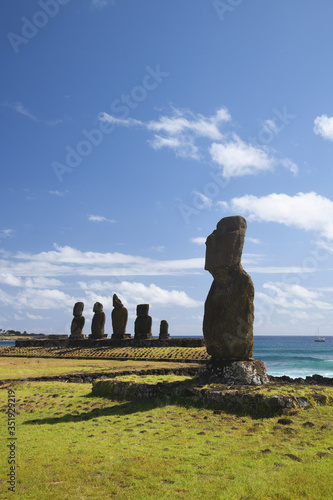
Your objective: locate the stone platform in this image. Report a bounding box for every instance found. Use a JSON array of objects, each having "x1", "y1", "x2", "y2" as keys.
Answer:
[
  {"x1": 199, "y1": 358, "x2": 269, "y2": 385},
  {"x1": 15, "y1": 337, "x2": 205, "y2": 348}
]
